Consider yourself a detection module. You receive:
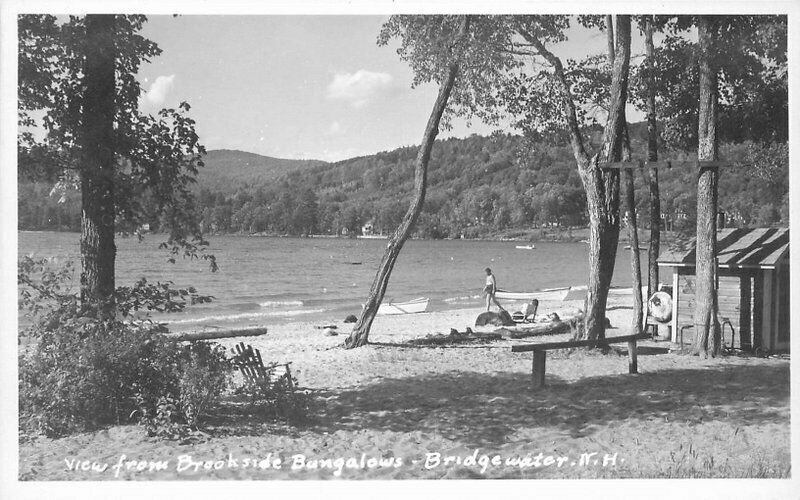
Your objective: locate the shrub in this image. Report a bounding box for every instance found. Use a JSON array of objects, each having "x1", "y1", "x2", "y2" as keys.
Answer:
[
  {"x1": 18, "y1": 256, "x2": 229, "y2": 438},
  {"x1": 176, "y1": 341, "x2": 230, "y2": 428}
]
